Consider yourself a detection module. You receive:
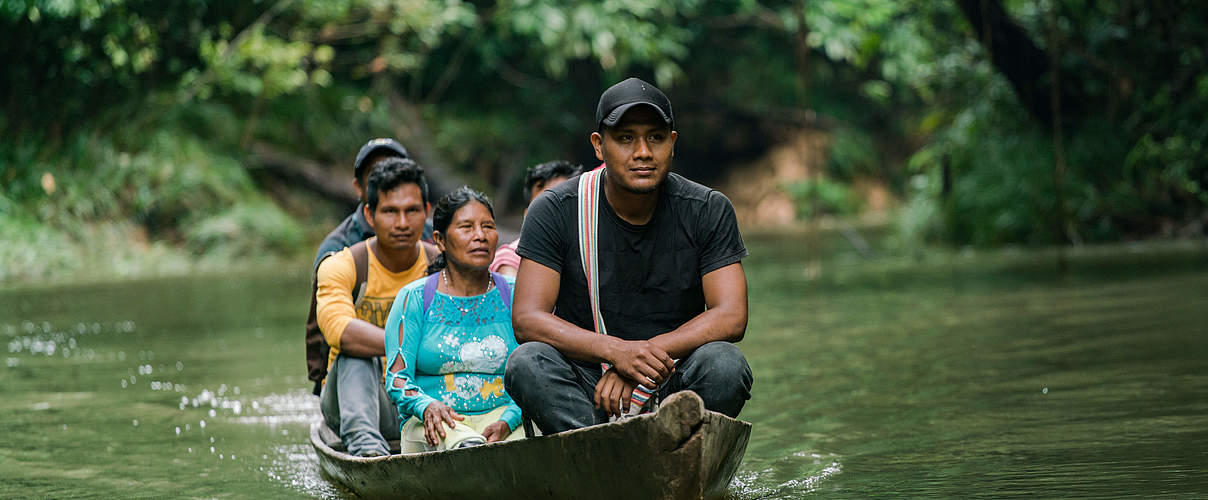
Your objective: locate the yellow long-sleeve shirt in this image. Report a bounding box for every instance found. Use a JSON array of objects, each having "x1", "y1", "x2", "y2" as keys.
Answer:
[{"x1": 315, "y1": 242, "x2": 428, "y2": 381}]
